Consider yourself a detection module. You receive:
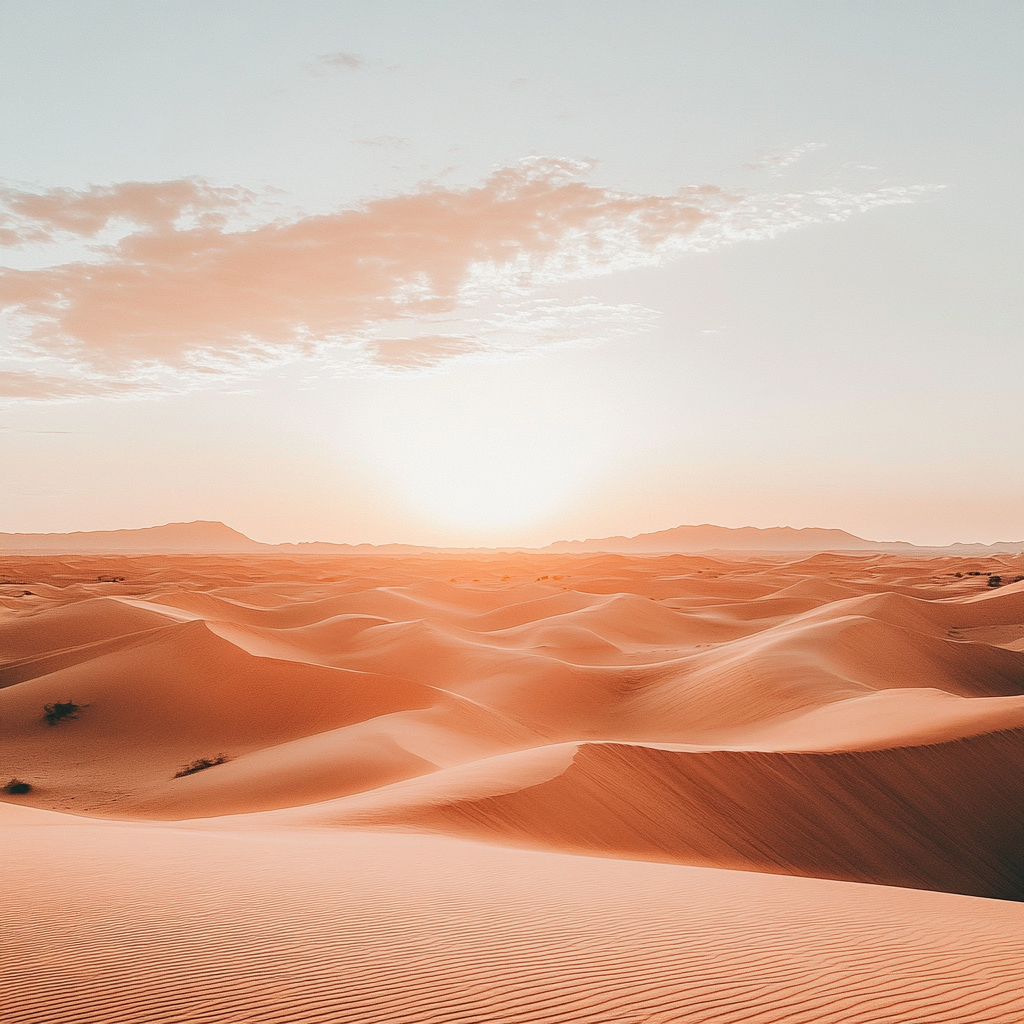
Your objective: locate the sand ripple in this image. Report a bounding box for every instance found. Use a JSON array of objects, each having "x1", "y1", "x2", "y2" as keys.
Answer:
[{"x1": 3, "y1": 819, "x2": 1021, "y2": 1024}]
